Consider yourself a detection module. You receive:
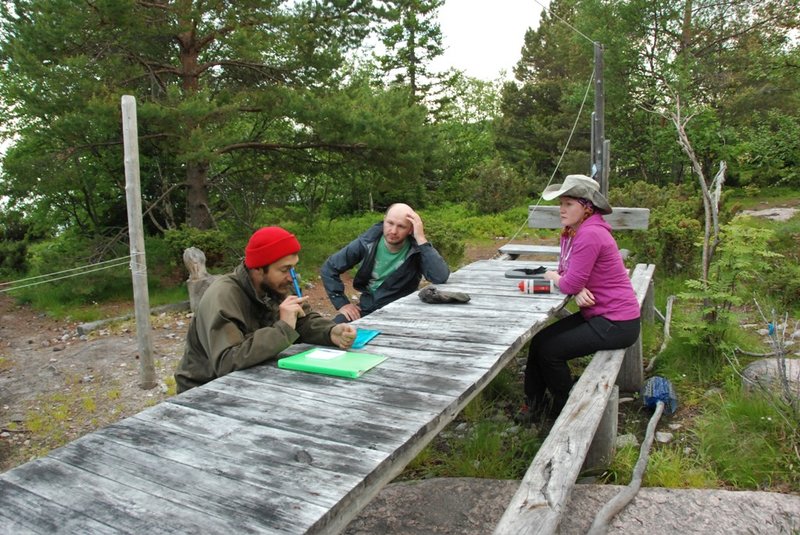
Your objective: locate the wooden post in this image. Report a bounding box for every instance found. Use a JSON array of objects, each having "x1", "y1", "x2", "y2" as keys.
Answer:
[
  {"x1": 121, "y1": 95, "x2": 156, "y2": 390},
  {"x1": 584, "y1": 385, "x2": 618, "y2": 471},
  {"x1": 592, "y1": 42, "x2": 607, "y2": 196}
]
